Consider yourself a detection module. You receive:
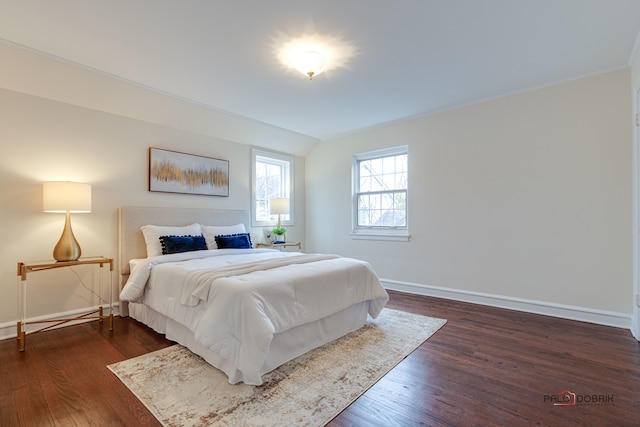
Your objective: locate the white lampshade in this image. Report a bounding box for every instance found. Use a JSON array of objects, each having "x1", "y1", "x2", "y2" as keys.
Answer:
[
  {"x1": 43, "y1": 182, "x2": 92, "y2": 213},
  {"x1": 269, "y1": 198, "x2": 290, "y2": 216}
]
